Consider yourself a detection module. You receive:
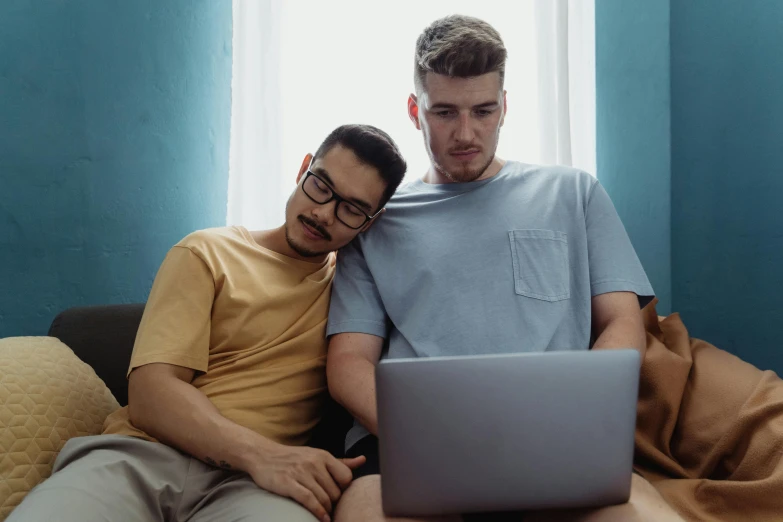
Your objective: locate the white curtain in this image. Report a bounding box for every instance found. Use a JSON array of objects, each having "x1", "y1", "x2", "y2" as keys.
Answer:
[
  {"x1": 534, "y1": 0, "x2": 596, "y2": 173},
  {"x1": 228, "y1": 0, "x2": 595, "y2": 229},
  {"x1": 228, "y1": 0, "x2": 283, "y2": 230}
]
